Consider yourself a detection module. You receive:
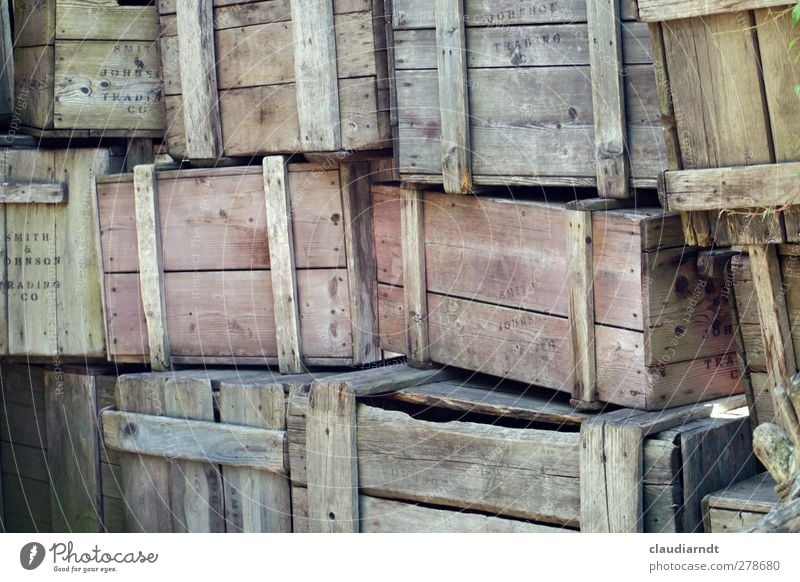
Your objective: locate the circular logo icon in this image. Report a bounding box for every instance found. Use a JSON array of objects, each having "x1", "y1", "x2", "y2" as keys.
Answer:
[{"x1": 20, "y1": 542, "x2": 46, "y2": 570}]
